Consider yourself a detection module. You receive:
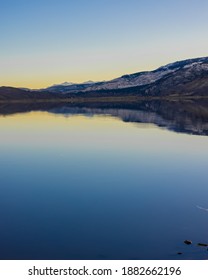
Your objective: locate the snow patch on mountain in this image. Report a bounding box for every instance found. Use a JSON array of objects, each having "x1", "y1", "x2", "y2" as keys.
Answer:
[{"x1": 81, "y1": 68, "x2": 177, "y2": 92}]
